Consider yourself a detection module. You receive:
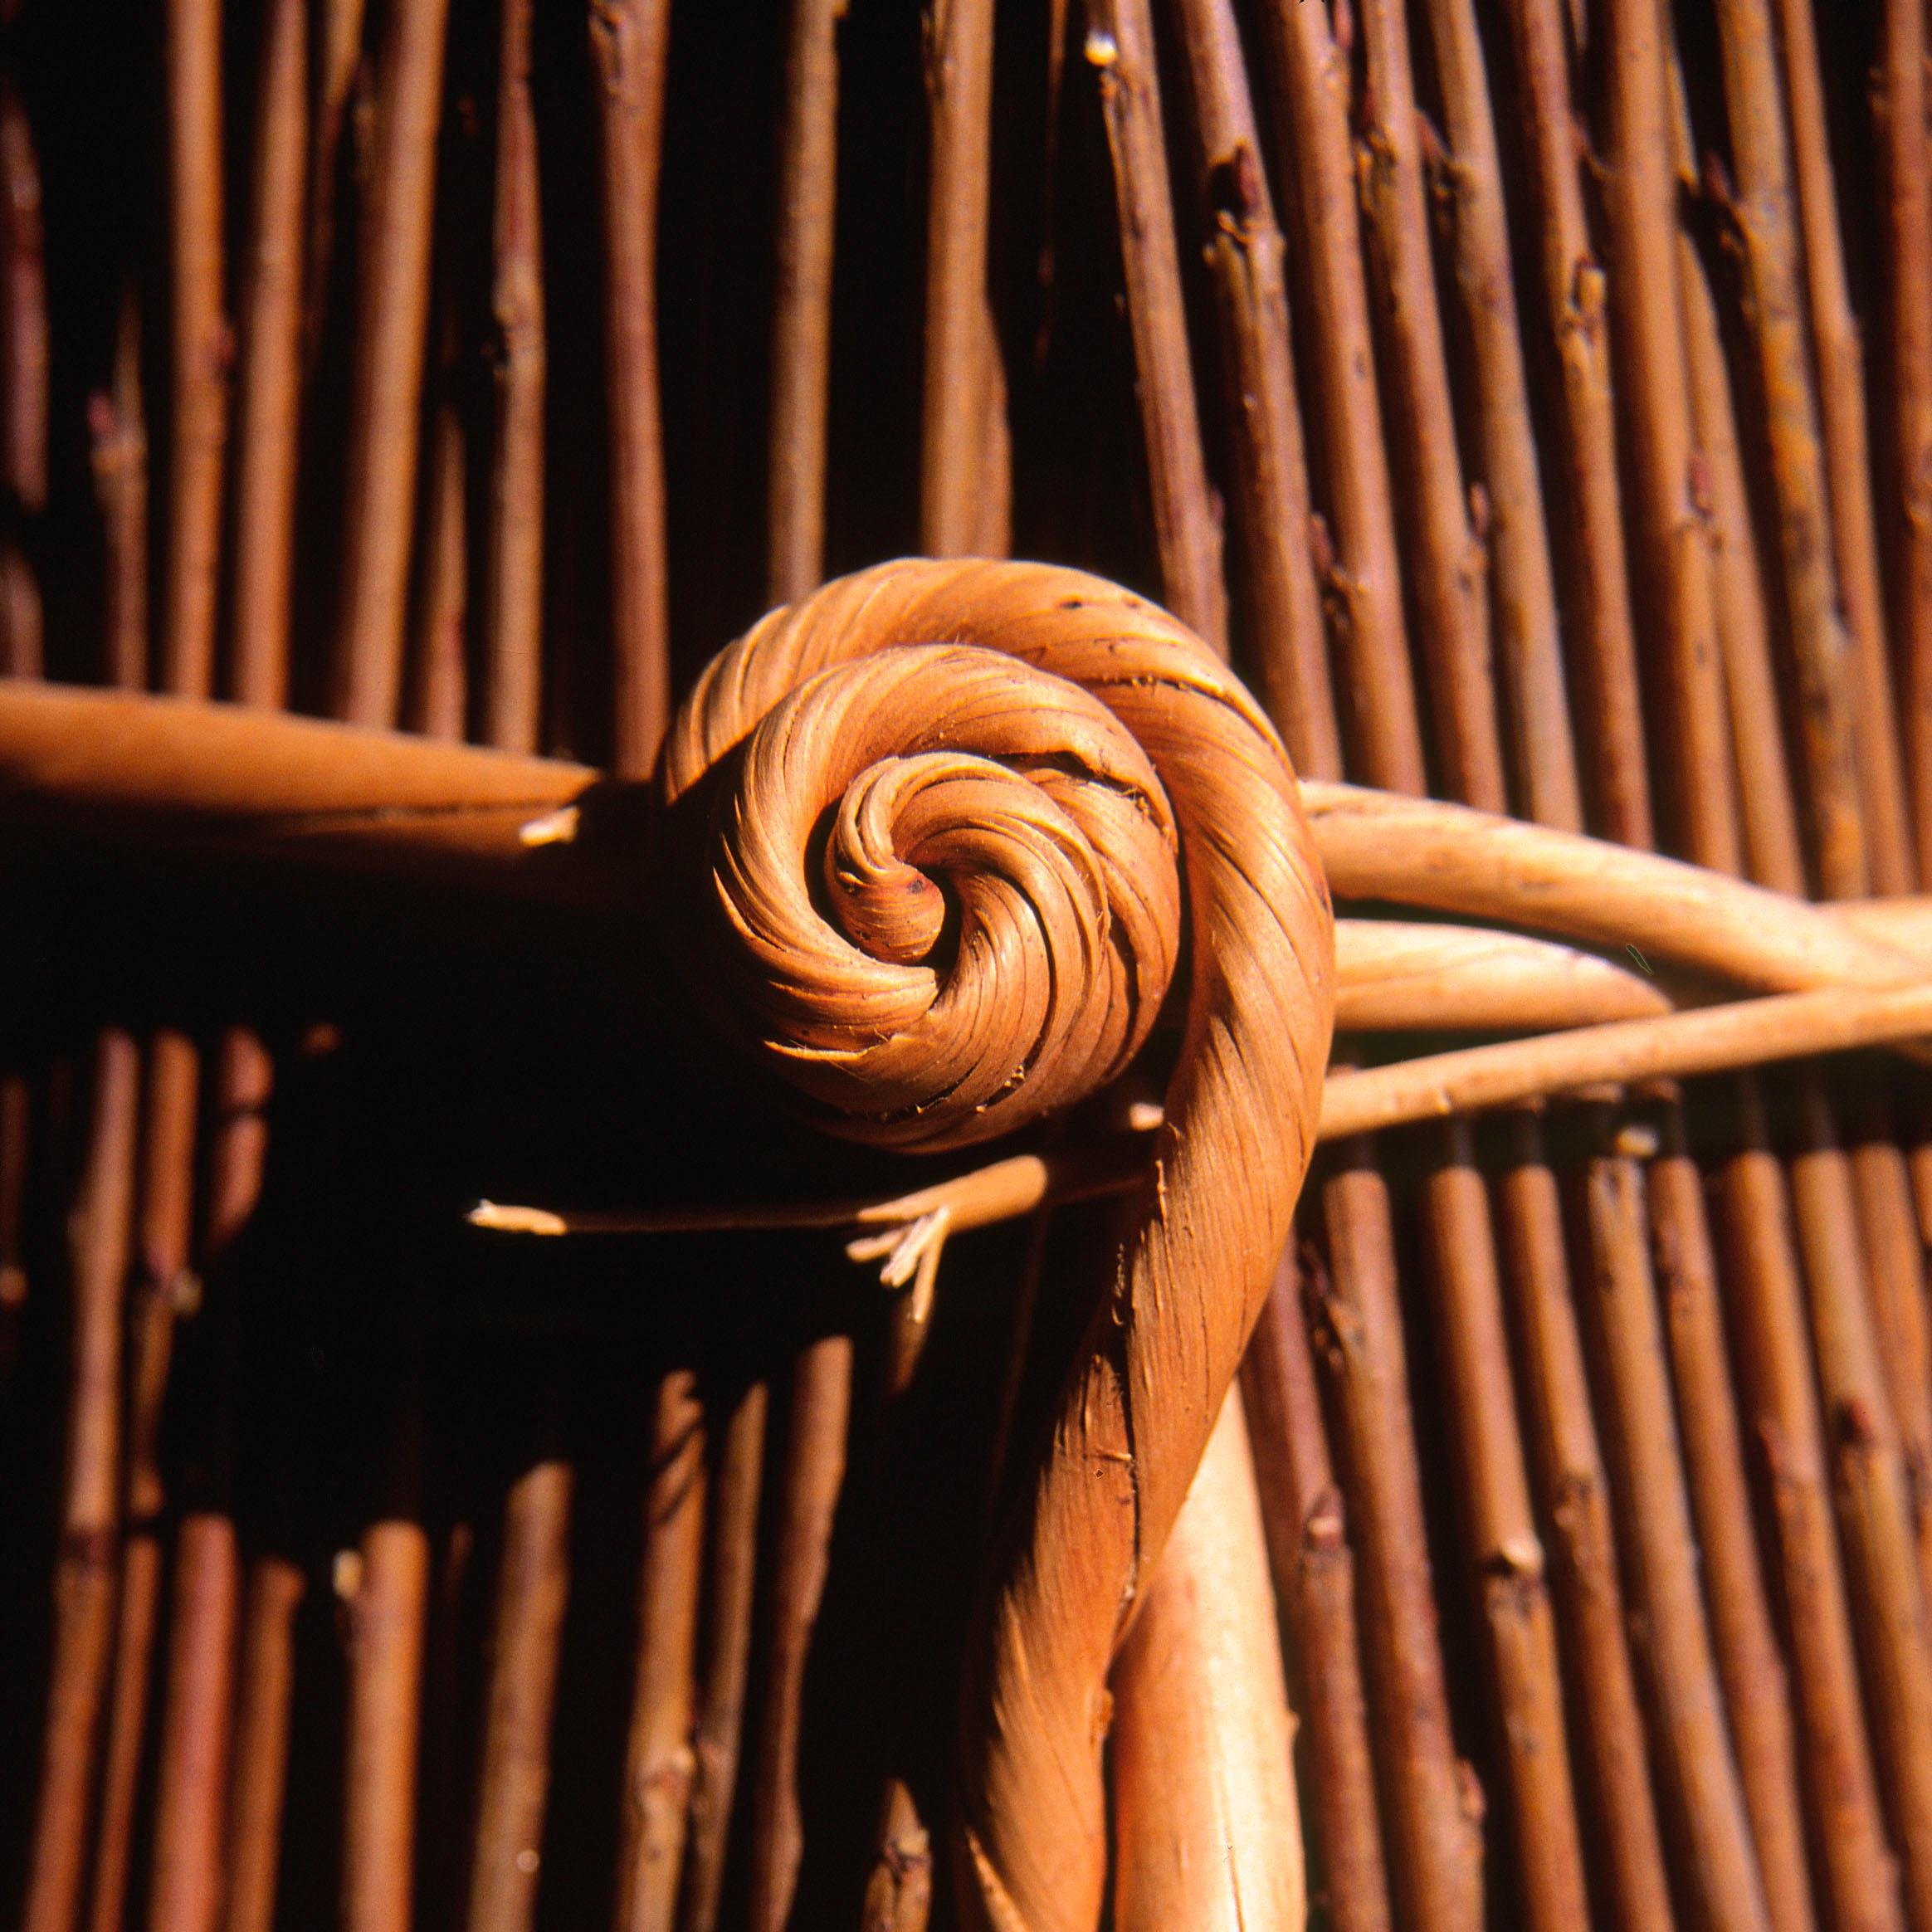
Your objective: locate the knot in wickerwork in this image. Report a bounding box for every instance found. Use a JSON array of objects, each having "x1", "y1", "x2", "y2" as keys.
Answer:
[
  {"x1": 655, "y1": 558, "x2": 1334, "y2": 1932},
  {"x1": 660, "y1": 638, "x2": 1182, "y2": 1153}
]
